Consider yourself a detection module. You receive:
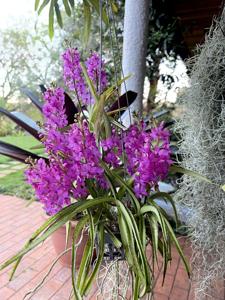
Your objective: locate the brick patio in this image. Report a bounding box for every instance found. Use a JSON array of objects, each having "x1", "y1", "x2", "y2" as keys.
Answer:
[{"x1": 0, "y1": 195, "x2": 222, "y2": 300}]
